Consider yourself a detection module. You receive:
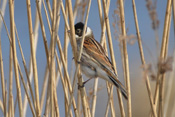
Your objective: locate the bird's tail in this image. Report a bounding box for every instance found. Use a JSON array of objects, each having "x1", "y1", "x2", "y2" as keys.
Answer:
[{"x1": 108, "y1": 76, "x2": 128, "y2": 100}]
